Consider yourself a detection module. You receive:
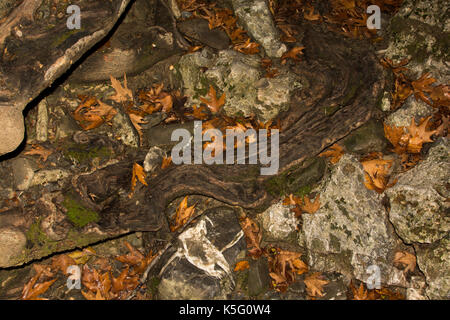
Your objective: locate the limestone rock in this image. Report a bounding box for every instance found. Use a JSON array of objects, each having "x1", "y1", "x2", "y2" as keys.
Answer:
[
  {"x1": 386, "y1": 138, "x2": 449, "y2": 244},
  {"x1": 157, "y1": 206, "x2": 245, "y2": 299},
  {"x1": 0, "y1": 227, "x2": 26, "y2": 267},
  {"x1": 230, "y1": 0, "x2": 287, "y2": 58},
  {"x1": 261, "y1": 202, "x2": 297, "y2": 240},
  {"x1": 300, "y1": 154, "x2": 406, "y2": 286}
]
